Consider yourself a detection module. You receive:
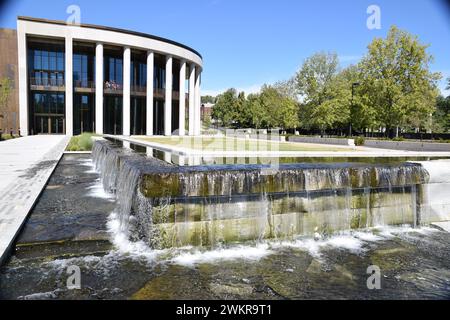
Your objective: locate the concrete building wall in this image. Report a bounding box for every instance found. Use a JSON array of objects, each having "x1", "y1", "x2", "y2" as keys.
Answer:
[
  {"x1": 0, "y1": 29, "x2": 19, "y2": 134},
  {"x1": 16, "y1": 17, "x2": 203, "y2": 137}
]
